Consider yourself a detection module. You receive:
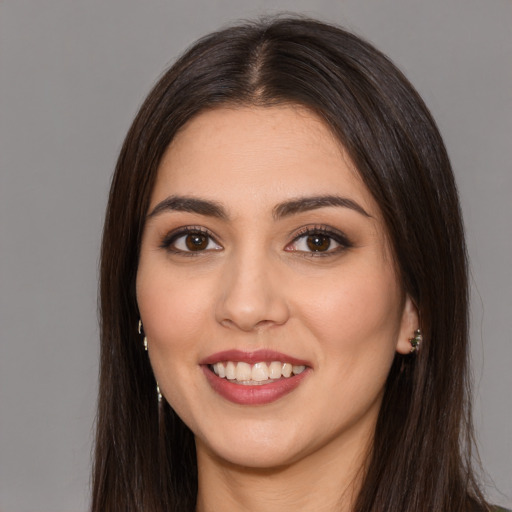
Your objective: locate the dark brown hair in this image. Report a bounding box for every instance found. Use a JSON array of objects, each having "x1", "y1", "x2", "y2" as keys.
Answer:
[{"x1": 93, "y1": 16, "x2": 489, "y2": 512}]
